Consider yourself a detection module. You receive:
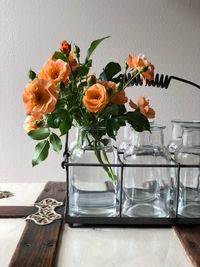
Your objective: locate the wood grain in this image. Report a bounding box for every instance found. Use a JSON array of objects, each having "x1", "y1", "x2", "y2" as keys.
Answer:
[
  {"x1": 0, "y1": 206, "x2": 37, "y2": 218},
  {"x1": 8, "y1": 182, "x2": 66, "y2": 267},
  {"x1": 174, "y1": 226, "x2": 200, "y2": 267}
]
